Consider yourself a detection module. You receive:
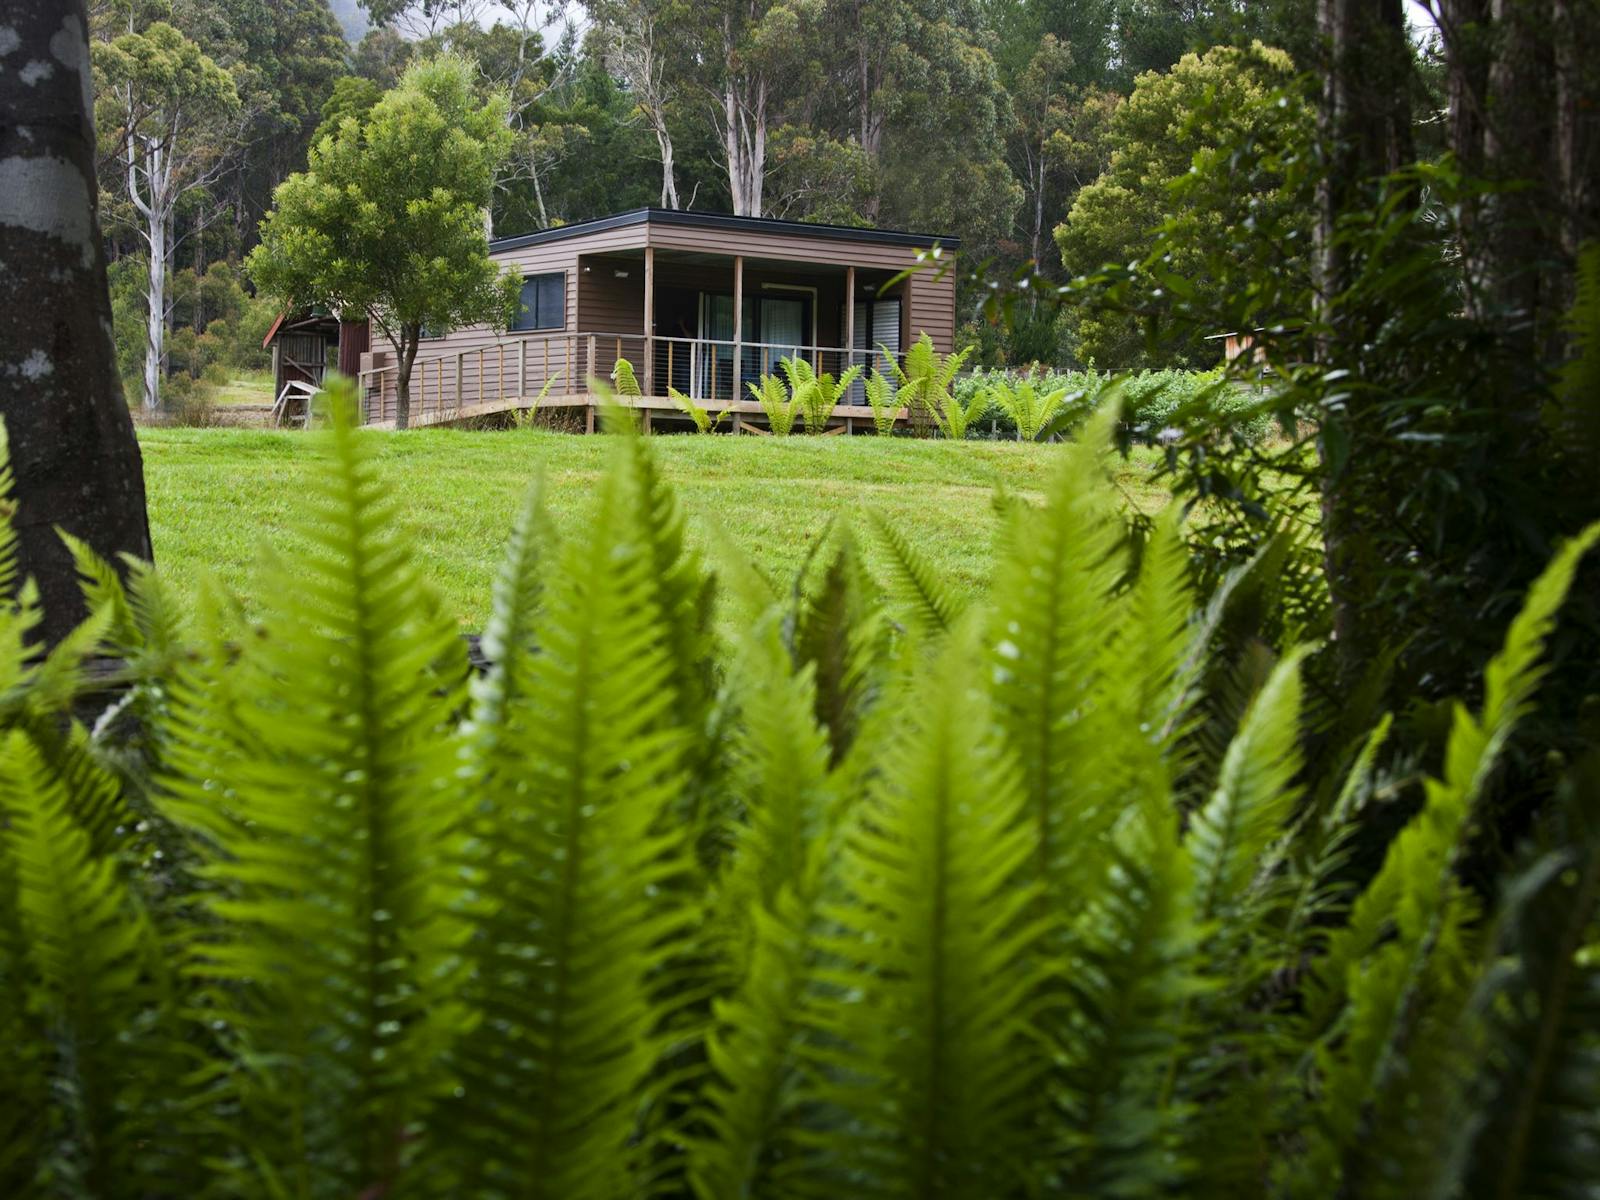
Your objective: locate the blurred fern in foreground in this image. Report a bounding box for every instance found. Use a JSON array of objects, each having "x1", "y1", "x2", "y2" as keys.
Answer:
[{"x1": 0, "y1": 384, "x2": 1597, "y2": 1199}]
